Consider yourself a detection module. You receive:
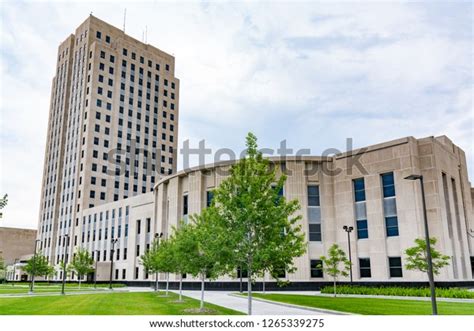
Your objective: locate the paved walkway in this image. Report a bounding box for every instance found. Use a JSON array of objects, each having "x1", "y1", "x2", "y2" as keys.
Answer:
[{"x1": 173, "y1": 290, "x2": 343, "y2": 315}]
